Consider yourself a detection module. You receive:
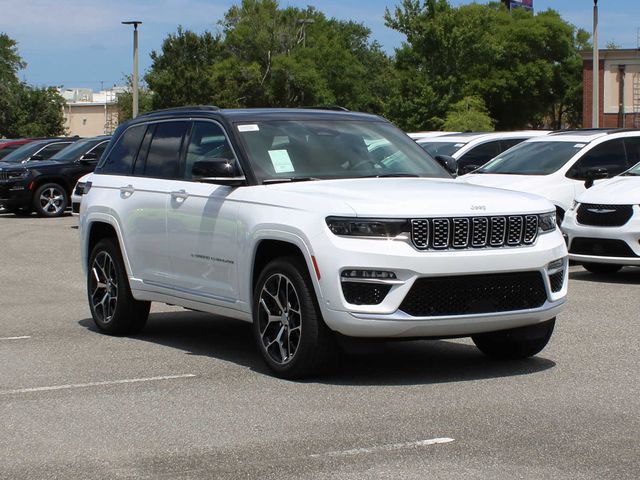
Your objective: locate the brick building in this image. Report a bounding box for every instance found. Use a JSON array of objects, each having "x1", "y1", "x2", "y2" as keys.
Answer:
[{"x1": 582, "y1": 48, "x2": 640, "y2": 128}]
